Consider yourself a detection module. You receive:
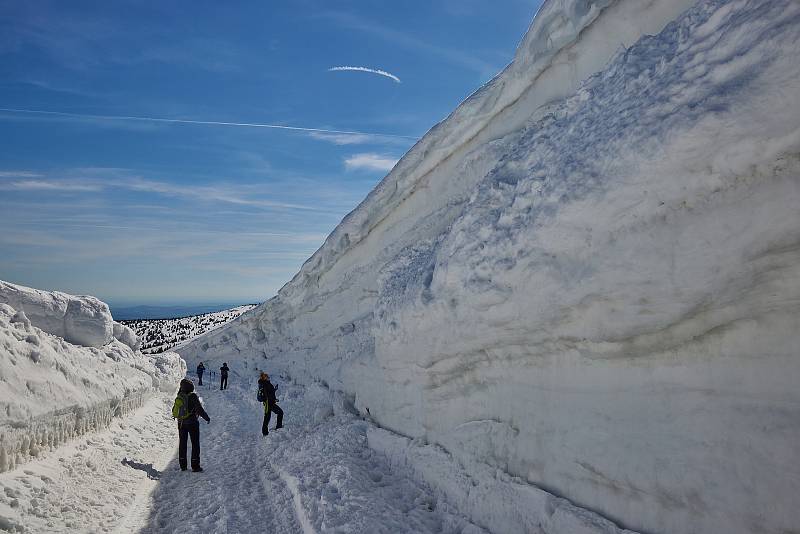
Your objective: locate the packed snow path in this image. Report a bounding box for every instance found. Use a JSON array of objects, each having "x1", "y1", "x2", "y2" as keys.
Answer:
[
  {"x1": 134, "y1": 378, "x2": 454, "y2": 533},
  {"x1": 134, "y1": 383, "x2": 303, "y2": 533},
  {"x1": 0, "y1": 375, "x2": 474, "y2": 533}
]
